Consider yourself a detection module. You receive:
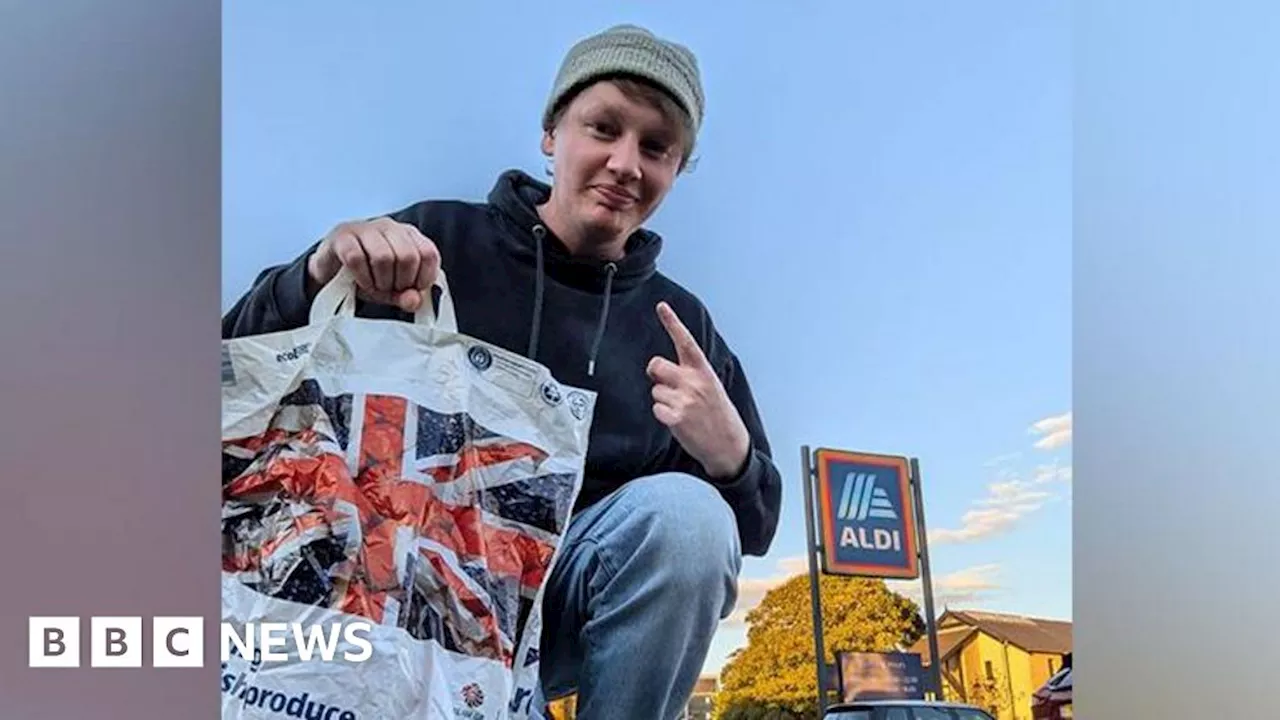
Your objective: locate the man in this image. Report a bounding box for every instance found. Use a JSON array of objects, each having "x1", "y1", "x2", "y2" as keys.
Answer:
[{"x1": 223, "y1": 24, "x2": 782, "y2": 719}]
